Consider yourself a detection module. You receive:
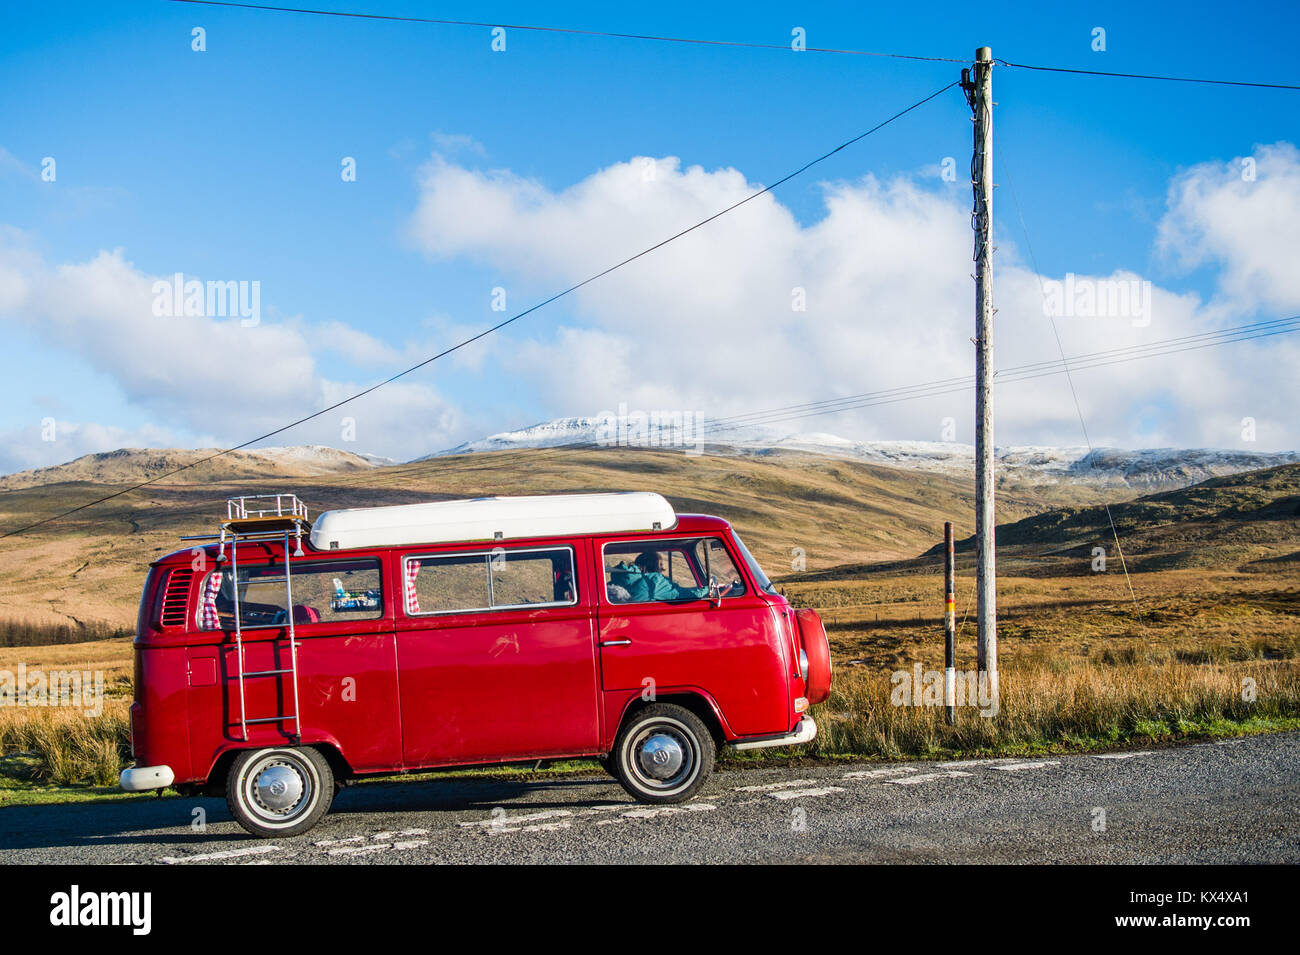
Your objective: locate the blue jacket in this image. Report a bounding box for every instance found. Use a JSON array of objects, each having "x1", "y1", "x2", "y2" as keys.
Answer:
[{"x1": 608, "y1": 561, "x2": 708, "y2": 602}]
